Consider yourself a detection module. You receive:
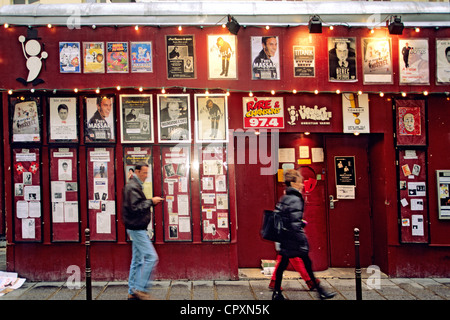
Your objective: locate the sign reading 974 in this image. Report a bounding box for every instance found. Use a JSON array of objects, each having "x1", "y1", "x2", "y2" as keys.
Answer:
[{"x1": 242, "y1": 97, "x2": 284, "y2": 129}]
